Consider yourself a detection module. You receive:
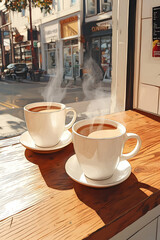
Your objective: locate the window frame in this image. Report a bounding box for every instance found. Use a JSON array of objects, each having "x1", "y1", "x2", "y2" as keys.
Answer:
[
  {"x1": 100, "y1": 0, "x2": 112, "y2": 13},
  {"x1": 86, "y1": 0, "x2": 97, "y2": 17}
]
